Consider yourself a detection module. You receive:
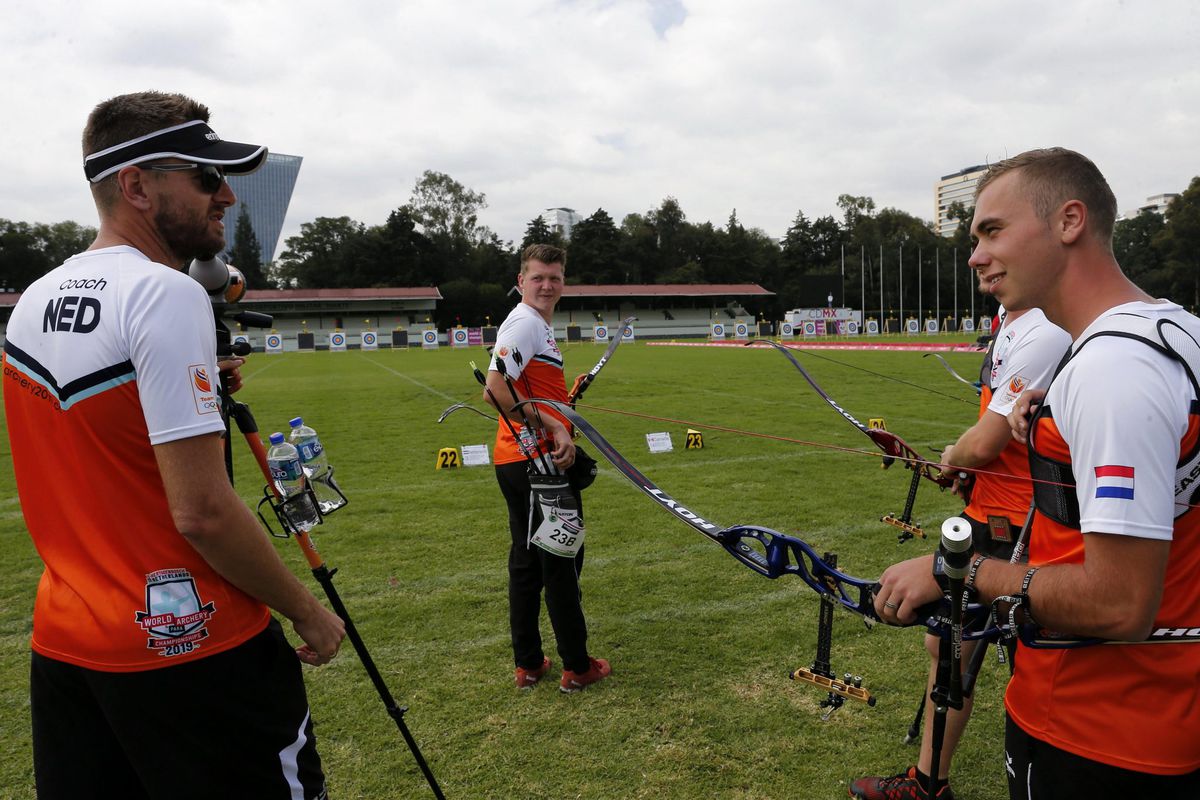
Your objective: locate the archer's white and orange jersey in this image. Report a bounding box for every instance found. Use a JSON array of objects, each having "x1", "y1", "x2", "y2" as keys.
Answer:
[
  {"x1": 1008, "y1": 301, "x2": 1200, "y2": 775},
  {"x1": 3, "y1": 246, "x2": 269, "y2": 672},
  {"x1": 964, "y1": 308, "x2": 1070, "y2": 523},
  {"x1": 489, "y1": 302, "x2": 570, "y2": 465}
]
